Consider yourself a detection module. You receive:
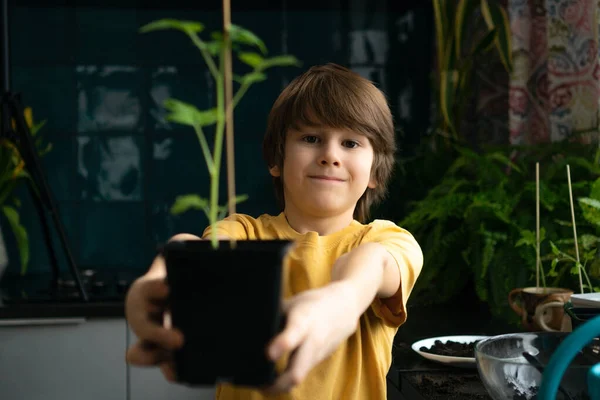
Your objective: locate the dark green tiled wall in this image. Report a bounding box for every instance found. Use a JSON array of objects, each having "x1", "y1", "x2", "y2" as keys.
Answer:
[{"x1": 3, "y1": 1, "x2": 432, "y2": 274}]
